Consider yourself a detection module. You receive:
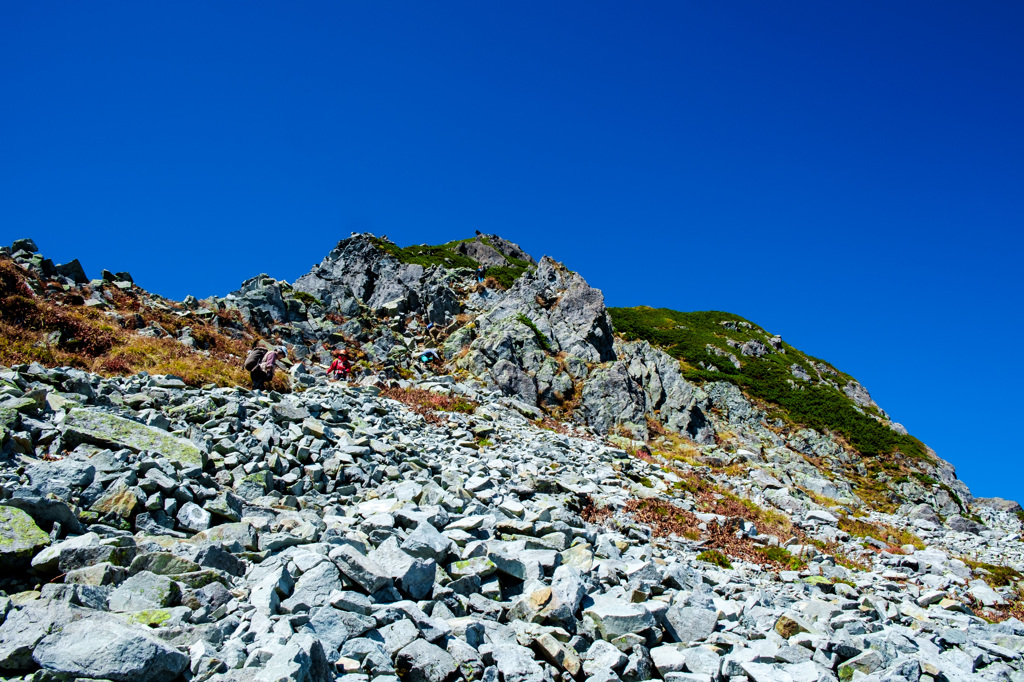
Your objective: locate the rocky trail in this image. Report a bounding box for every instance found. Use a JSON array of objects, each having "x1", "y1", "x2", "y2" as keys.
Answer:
[{"x1": 1, "y1": 235, "x2": 1023, "y2": 682}]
